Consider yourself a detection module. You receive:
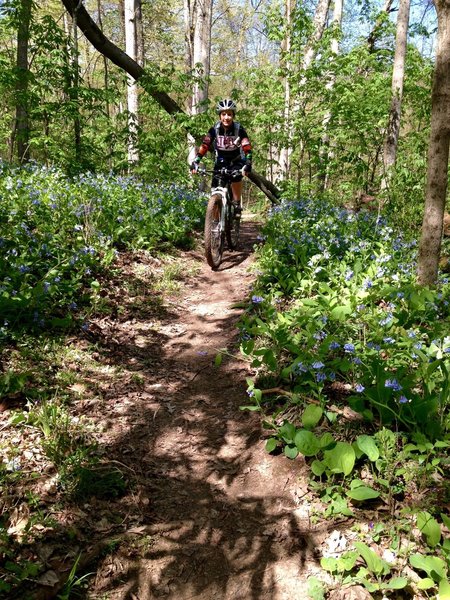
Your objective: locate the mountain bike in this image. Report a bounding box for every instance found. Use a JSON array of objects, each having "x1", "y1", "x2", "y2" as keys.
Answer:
[{"x1": 202, "y1": 167, "x2": 242, "y2": 270}]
